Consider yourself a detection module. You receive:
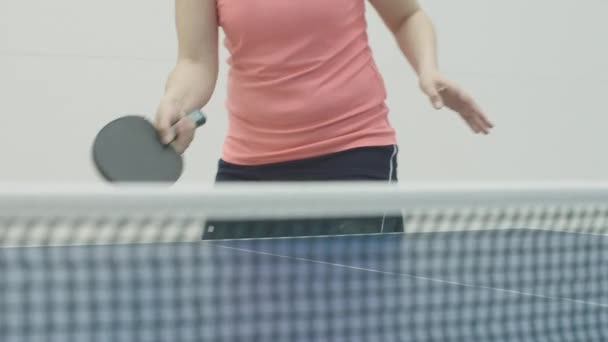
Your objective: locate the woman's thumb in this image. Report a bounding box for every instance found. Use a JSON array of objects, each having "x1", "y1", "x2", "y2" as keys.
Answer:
[{"x1": 421, "y1": 79, "x2": 444, "y2": 110}]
